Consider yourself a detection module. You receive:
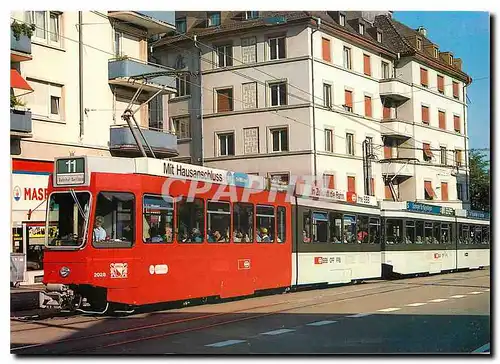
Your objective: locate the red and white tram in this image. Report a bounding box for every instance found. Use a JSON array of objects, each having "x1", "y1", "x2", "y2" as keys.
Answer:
[{"x1": 41, "y1": 156, "x2": 291, "y2": 312}]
